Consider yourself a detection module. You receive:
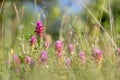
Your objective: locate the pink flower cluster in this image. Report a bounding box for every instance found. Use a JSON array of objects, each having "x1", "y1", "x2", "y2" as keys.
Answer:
[
  {"x1": 25, "y1": 56, "x2": 32, "y2": 64},
  {"x1": 79, "y1": 51, "x2": 86, "y2": 63},
  {"x1": 65, "y1": 58, "x2": 71, "y2": 66},
  {"x1": 55, "y1": 40, "x2": 63, "y2": 57},
  {"x1": 39, "y1": 50, "x2": 48, "y2": 63},
  {"x1": 68, "y1": 44, "x2": 74, "y2": 53},
  {"x1": 91, "y1": 48, "x2": 103, "y2": 63},
  {"x1": 12, "y1": 20, "x2": 110, "y2": 67},
  {"x1": 30, "y1": 36, "x2": 37, "y2": 46},
  {"x1": 35, "y1": 20, "x2": 44, "y2": 37},
  {"x1": 30, "y1": 20, "x2": 45, "y2": 47},
  {"x1": 13, "y1": 54, "x2": 21, "y2": 64}
]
